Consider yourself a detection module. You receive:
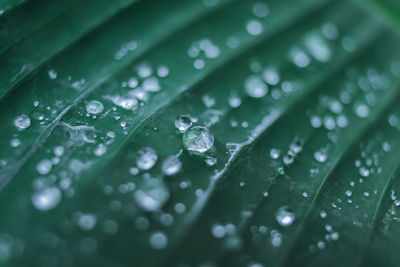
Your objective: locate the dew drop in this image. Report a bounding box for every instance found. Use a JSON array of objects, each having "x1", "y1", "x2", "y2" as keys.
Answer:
[
  {"x1": 136, "y1": 147, "x2": 158, "y2": 170},
  {"x1": 246, "y1": 20, "x2": 263, "y2": 36},
  {"x1": 262, "y1": 67, "x2": 280, "y2": 85},
  {"x1": 14, "y1": 114, "x2": 31, "y2": 130},
  {"x1": 314, "y1": 150, "x2": 327, "y2": 163},
  {"x1": 270, "y1": 148, "x2": 281, "y2": 159},
  {"x1": 134, "y1": 179, "x2": 169, "y2": 212},
  {"x1": 86, "y1": 100, "x2": 104, "y2": 115},
  {"x1": 175, "y1": 115, "x2": 193, "y2": 133},
  {"x1": 275, "y1": 206, "x2": 295, "y2": 227},
  {"x1": 355, "y1": 103, "x2": 369, "y2": 118},
  {"x1": 32, "y1": 186, "x2": 61, "y2": 211},
  {"x1": 162, "y1": 155, "x2": 182, "y2": 176},
  {"x1": 36, "y1": 159, "x2": 53, "y2": 175},
  {"x1": 253, "y1": 2, "x2": 269, "y2": 18},
  {"x1": 245, "y1": 75, "x2": 268, "y2": 98},
  {"x1": 183, "y1": 125, "x2": 214, "y2": 153},
  {"x1": 149, "y1": 232, "x2": 168, "y2": 250},
  {"x1": 78, "y1": 213, "x2": 97, "y2": 231}
]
